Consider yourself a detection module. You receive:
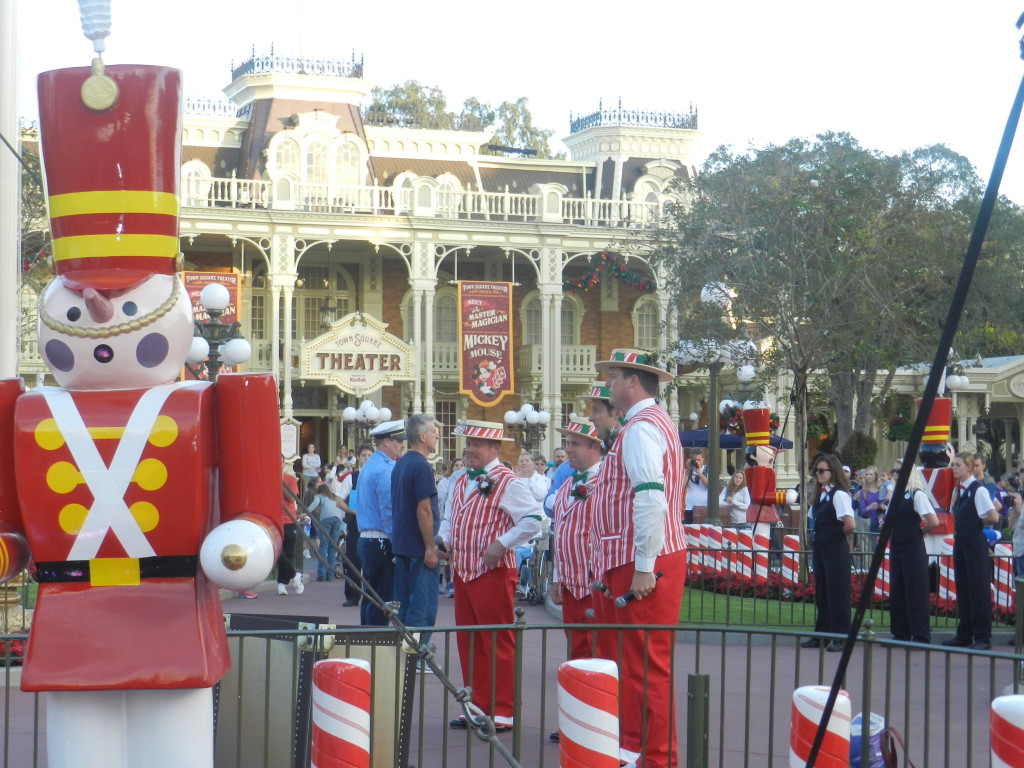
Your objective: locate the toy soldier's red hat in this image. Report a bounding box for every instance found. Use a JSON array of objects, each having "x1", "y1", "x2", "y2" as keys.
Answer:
[
  {"x1": 37, "y1": 64, "x2": 183, "y2": 292},
  {"x1": 743, "y1": 407, "x2": 772, "y2": 447},
  {"x1": 917, "y1": 396, "x2": 952, "y2": 445}
]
